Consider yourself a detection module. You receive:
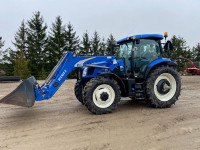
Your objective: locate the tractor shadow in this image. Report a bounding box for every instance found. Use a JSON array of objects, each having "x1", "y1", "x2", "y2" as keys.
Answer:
[
  {"x1": 0, "y1": 98, "x2": 154, "y2": 130},
  {"x1": 117, "y1": 98, "x2": 152, "y2": 112}
]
